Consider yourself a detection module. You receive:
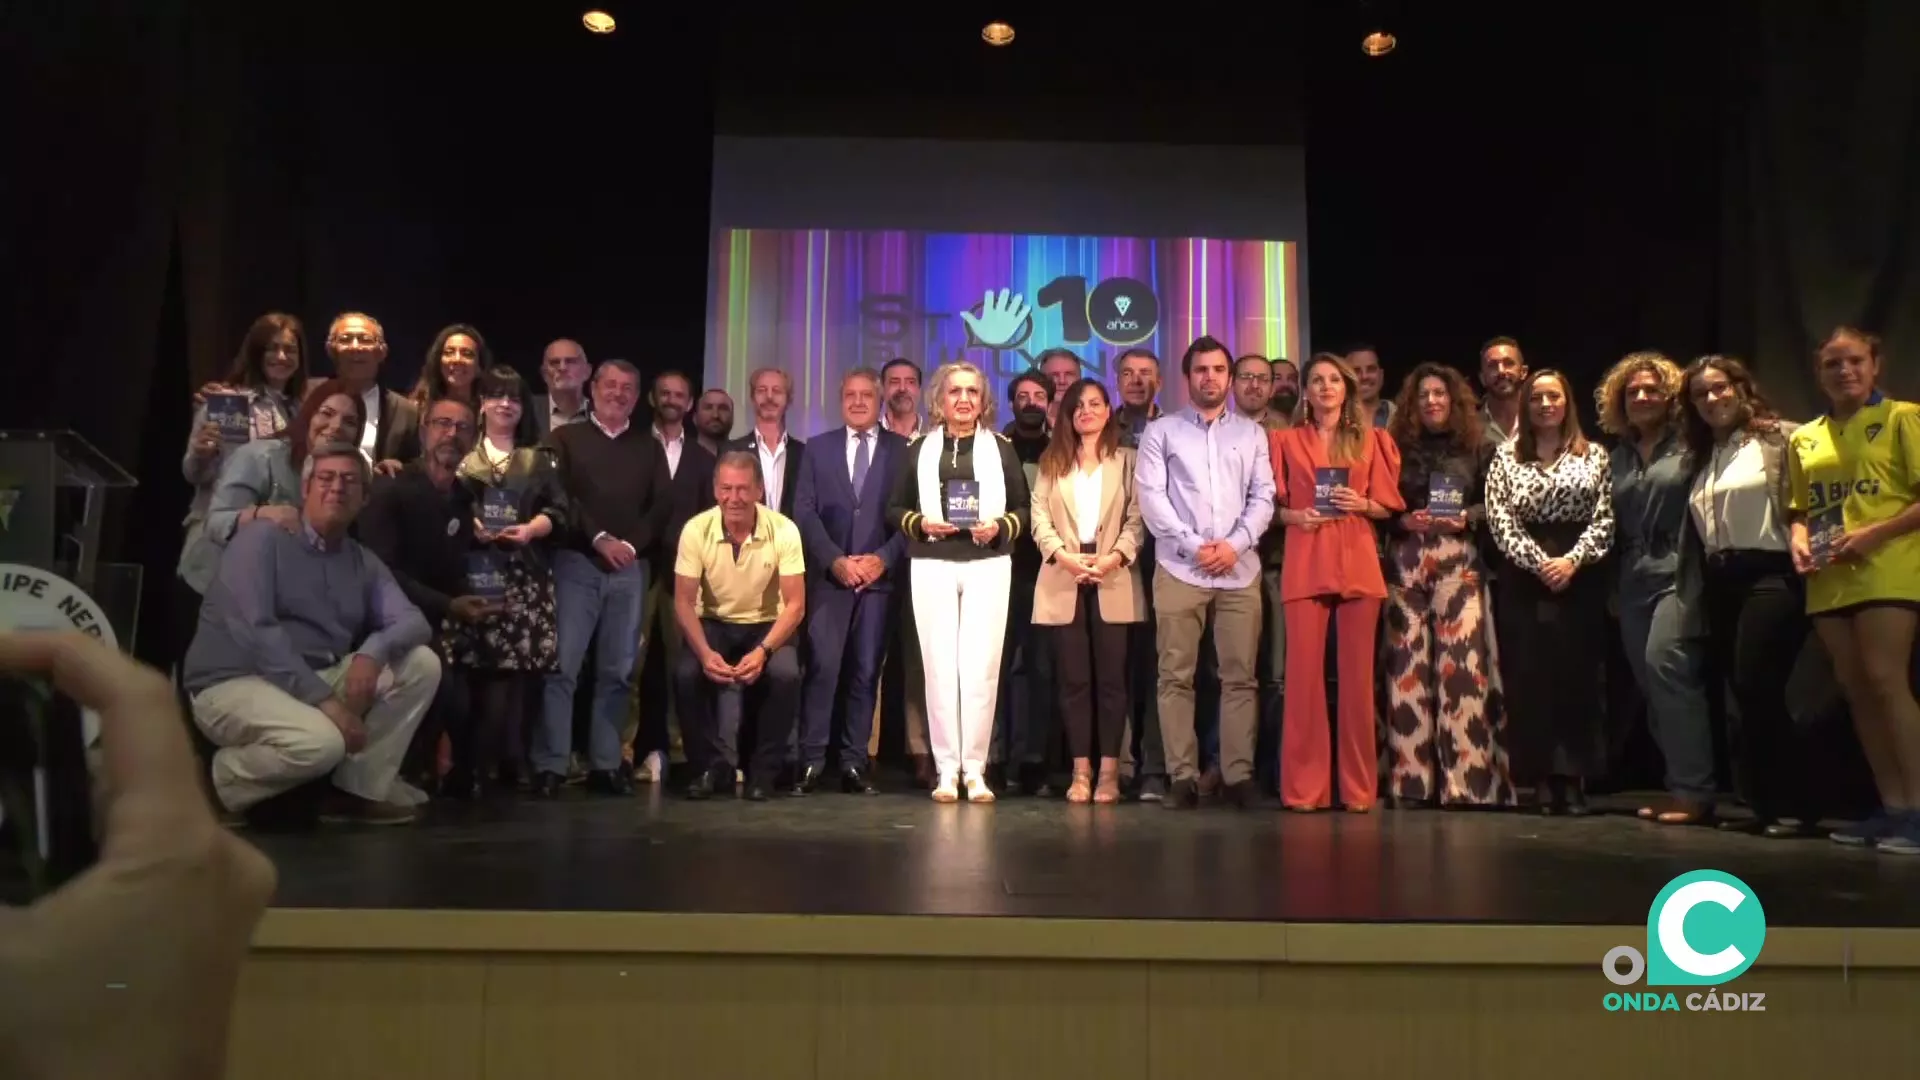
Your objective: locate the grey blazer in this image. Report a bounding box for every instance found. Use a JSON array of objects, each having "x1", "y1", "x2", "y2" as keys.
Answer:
[{"x1": 176, "y1": 439, "x2": 303, "y2": 593}]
